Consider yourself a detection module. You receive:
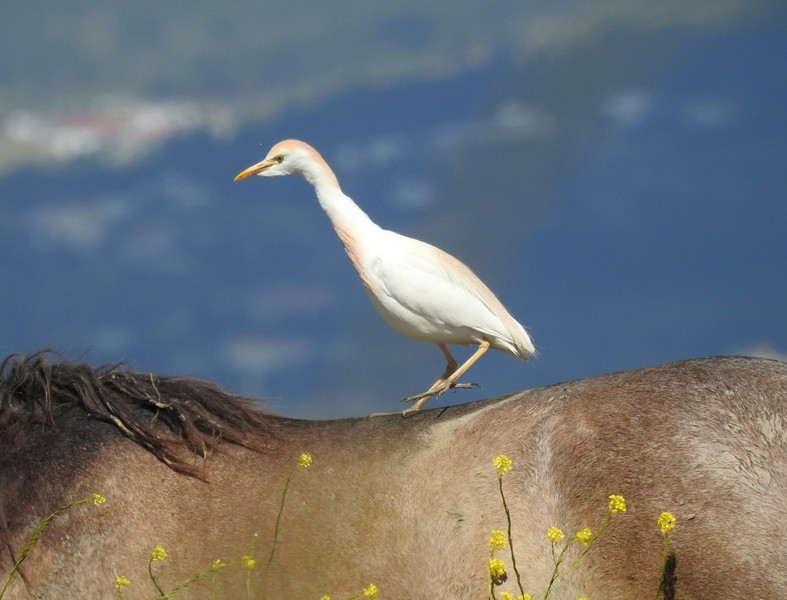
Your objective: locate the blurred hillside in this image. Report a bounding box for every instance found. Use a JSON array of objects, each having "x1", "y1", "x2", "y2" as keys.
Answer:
[
  {"x1": 0, "y1": 2, "x2": 755, "y2": 102},
  {"x1": 0, "y1": 1, "x2": 771, "y2": 171}
]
